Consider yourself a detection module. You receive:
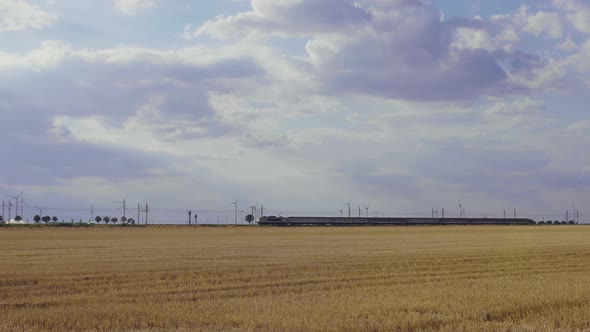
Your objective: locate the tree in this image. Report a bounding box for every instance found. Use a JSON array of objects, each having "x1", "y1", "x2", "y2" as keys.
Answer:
[
  {"x1": 121, "y1": 216, "x2": 127, "y2": 225},
  {"x1": 111, "y1": 217, "x2": 118, "y2": 224},
  {"x1": 52, "y1": 216, "x2": 58, "y2": 223},
  {"x1": 42, "y1": 216, "x2": 51, "y2": 224},
  {"x1": 538, "y1": 221, "x2": 545, "y2": 225},
  {"x1": 0, "y1": 215, "x2": 4, "y2": 223},
  {"x1": 128, "y1": 218, "x2": 135, "y2": 225},
  {"x1": 95, "y1": 216, "x2": 102, "y2": 224},
  {"x1": 245, "y1": 214, "x2": 254, "y2": 224},
  {"x1": 103, "y1": 216, "x2": 110, "y2": 224},
  {"x1": 15, "y1": 215, "x2": 22, "y2": 222},
  {"x1": 34, "y1": 215, "x2": 41, "y2": 223}
]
